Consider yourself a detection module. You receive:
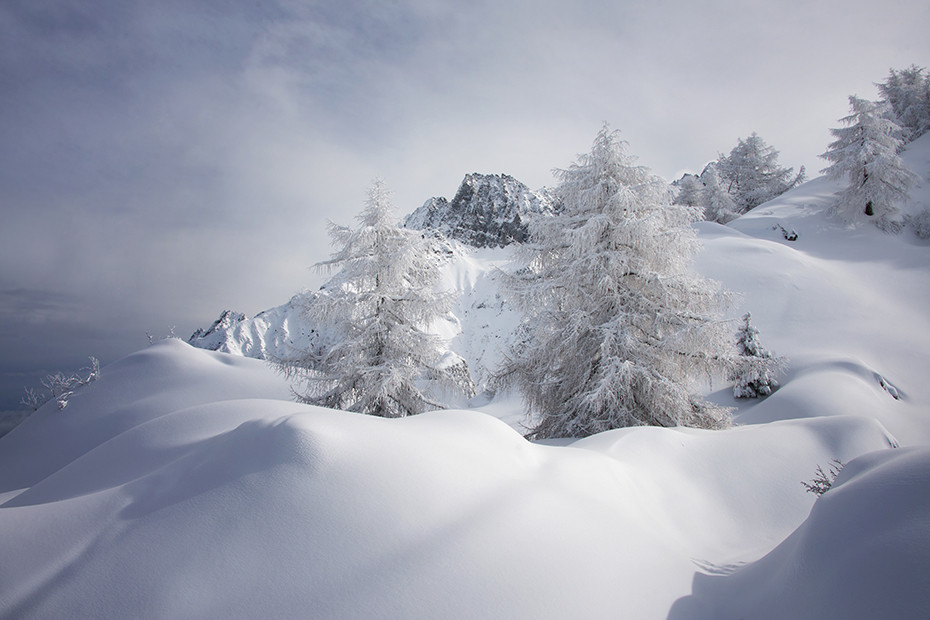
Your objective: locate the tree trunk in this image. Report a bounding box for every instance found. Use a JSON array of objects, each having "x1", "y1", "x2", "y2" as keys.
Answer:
[{"x1": 863, "y1": 167, "x2": 873, "y2": 216}]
